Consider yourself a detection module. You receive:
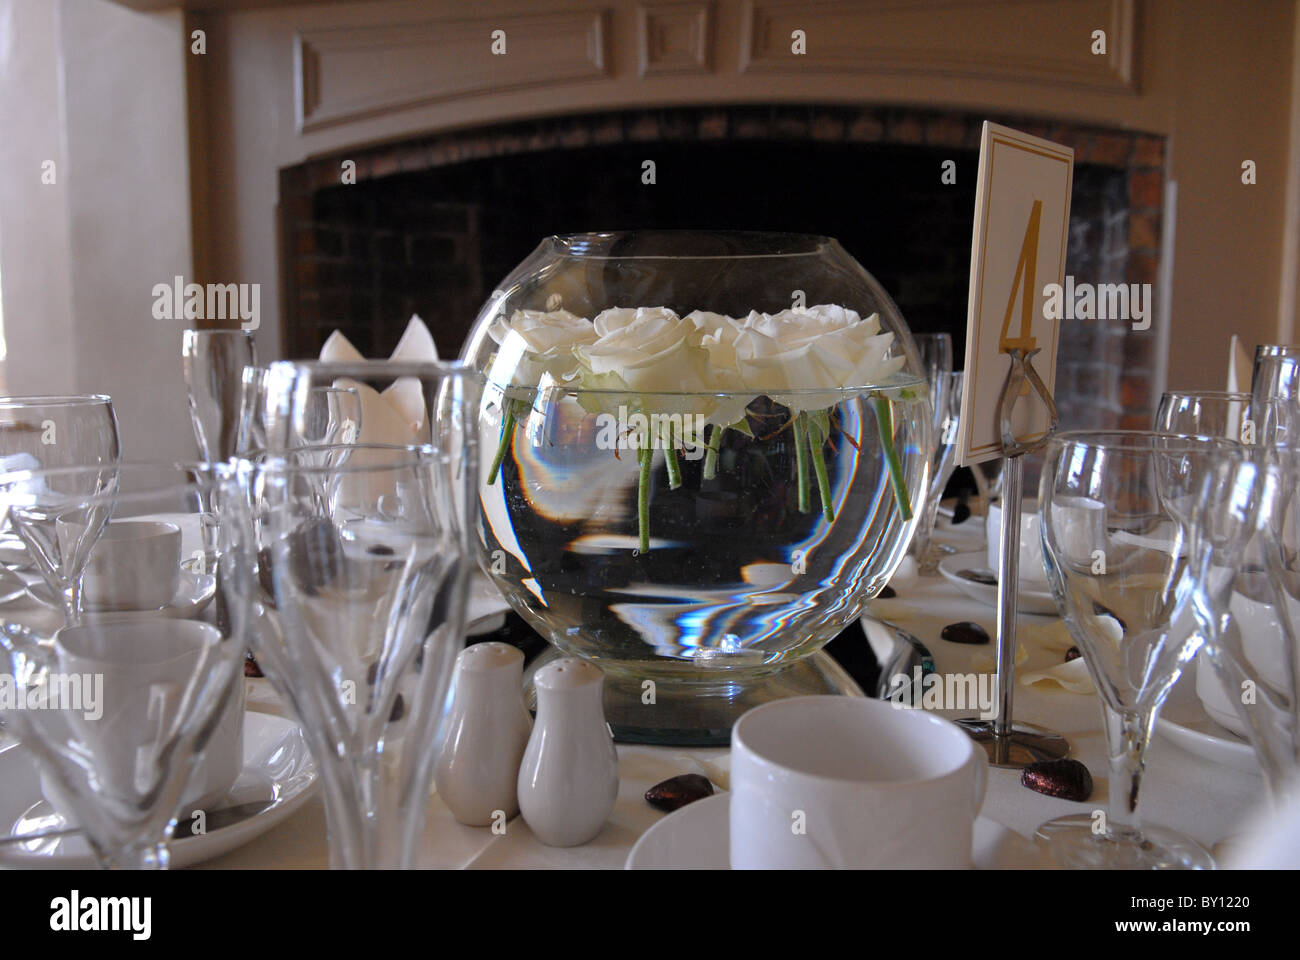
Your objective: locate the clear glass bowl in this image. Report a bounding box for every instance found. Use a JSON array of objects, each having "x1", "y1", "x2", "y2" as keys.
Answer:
[{"x1": 460, "y1": 232, "x2": 930, "y2": 739}]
